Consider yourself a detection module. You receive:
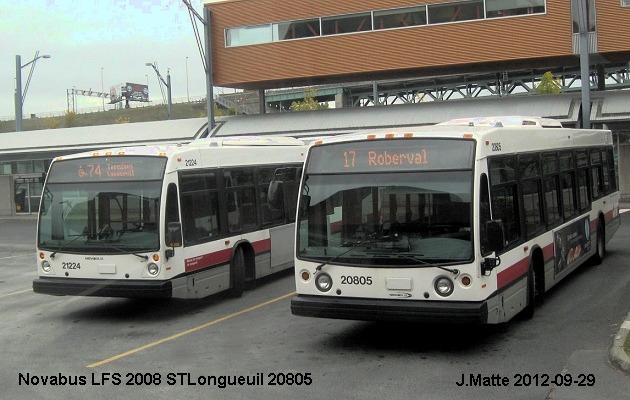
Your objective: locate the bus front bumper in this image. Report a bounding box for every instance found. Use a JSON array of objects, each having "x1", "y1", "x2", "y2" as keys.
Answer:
[
  {"x1": 32, "y1": 277, "x2": 172, "y2": 298},
  {"x1": 291, "y1": 294, "x2": 489, "y2": 324}
]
